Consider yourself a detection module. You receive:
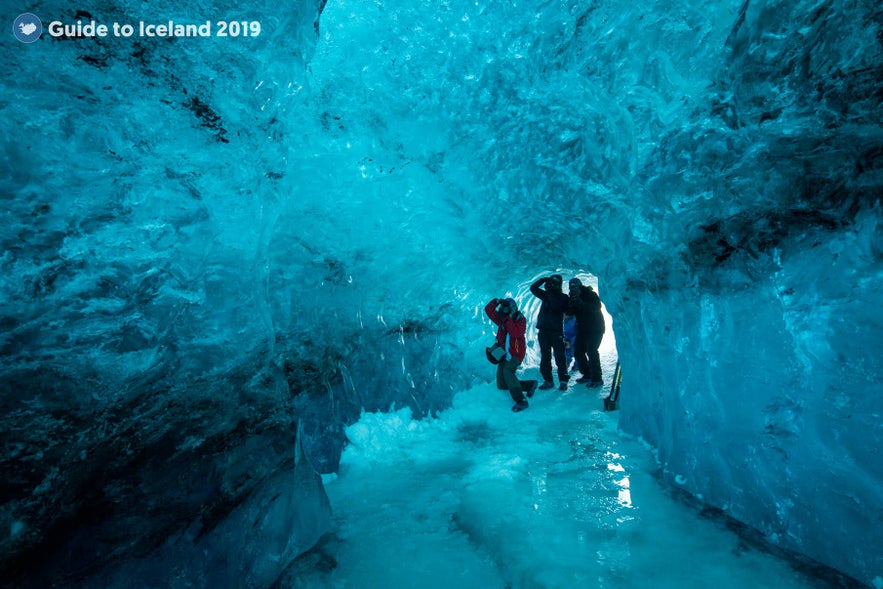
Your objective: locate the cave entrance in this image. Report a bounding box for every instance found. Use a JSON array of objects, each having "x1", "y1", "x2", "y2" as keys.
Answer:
[{"x1": 511, "y1": 270, "x2": 618, "y2": 390}]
